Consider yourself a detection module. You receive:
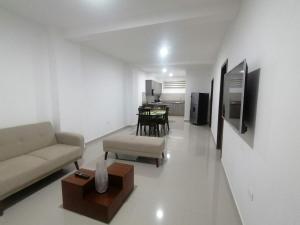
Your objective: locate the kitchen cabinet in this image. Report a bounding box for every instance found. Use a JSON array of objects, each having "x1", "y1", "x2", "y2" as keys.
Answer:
[
  {"x1": 146, "y1": 80, "x2": 162, "y2": 96},
  {"x1": 166, "y1": 102, "x2": 185, "y2": 116}
]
